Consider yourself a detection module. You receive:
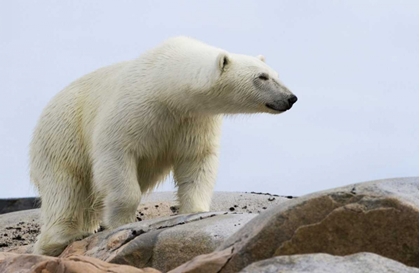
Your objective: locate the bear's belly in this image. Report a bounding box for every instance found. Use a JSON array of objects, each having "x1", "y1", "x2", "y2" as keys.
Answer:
[{"x1": 136, "y1": 157, "x2": 172, "y2": 193}]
